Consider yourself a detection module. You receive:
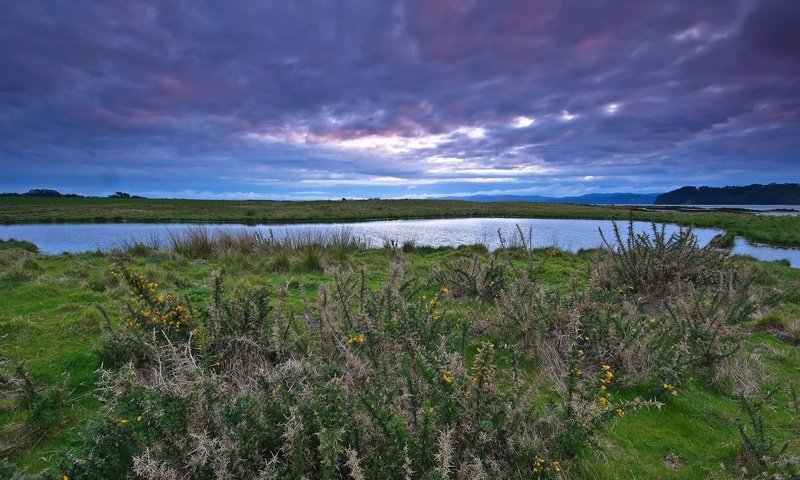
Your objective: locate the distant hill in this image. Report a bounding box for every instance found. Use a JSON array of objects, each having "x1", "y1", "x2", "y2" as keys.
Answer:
[
  {"x1": 0, "y1": 189, "x2": 82, "y2": 198},
  {"x1": 454, "y1": 192, "x2": 660, "y2": 205},
  {"x1": 0, "y1": 189, "x2": 146, "y2": 199},
  {"x1": 655, "y1": 183, "x2": 800, "y2": 205}
]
